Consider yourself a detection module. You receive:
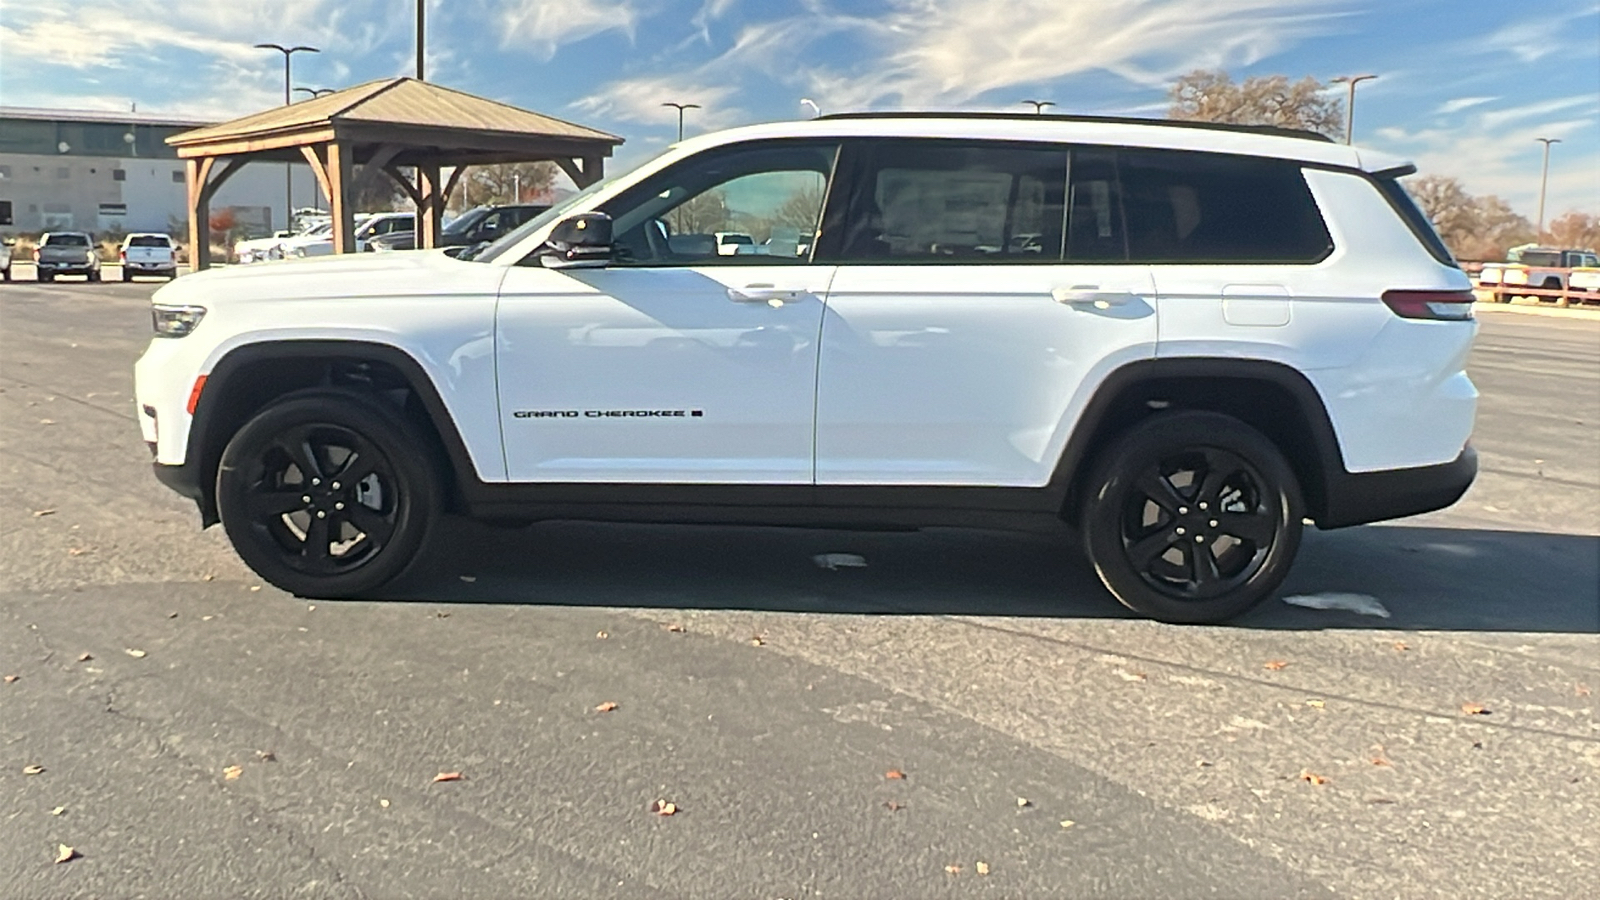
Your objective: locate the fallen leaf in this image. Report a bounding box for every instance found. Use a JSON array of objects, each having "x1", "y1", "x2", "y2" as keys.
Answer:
[
  {"x1": 976, "y1": 861, "x2": 990, "y2": 876},
  {"x1": 3, "y1": 675, "x2": 17, "y2": 684},
  {"x1": 1577, "y1": 683, "x2": 1592, "y2": 697},
  {"x1": 67, "y1": 547, "x2": 91, "y2": 557},
  {"x1": 1059, "y1": 819, "x2": 1076, "y2": 829},
  {"x1": 77, "y1": 652, "x2": 92, "y2": 662},
  {"x1": 884, "y1": 769, "x2": 906, "y2": 780},
  {"x1": 594, "y1": 701, "x2": 619, "y2": 713},
  {"x1": 1115, "y1": 669, "x2": 1147, "y2": 681},
  {"x1": 54, "y1": 844, "x2": 79, "y2": 864},
  {"x1": 944, "y1": 865, "x2": 962, "y2": 876},
  {"x1": 664, "y1": 623, "x2": 684, "y2": 633},
  {"x1": 248, "y1": 586, "x2": 261, "y2": 592},
  {"x1": 32, "y1": 509, "x2": 55, "y2": 517},
  {"x1": 1263, "y1": 660, "x2": 1289, "y2": 671},
  {"x1": 1392, "y1": 641, "x2": 1409, "y2": 652},
  {"x1": 50, "y1": 807, "x2": 65, "y2": 816},
  {"x1": 749, "y1": 635, "x2": 765, "y2": 646},
  {"x1": 166, "y1": 612, "x2": 178, "y2": 619},
  {"x1": 1368, "y1": 797, "x2": 1397, "y2": 804},
  {"x1": 124, "y1": 649, "x2": 146, "y2": 658},
  {"x1": 39, "y1": 419, "x2": 56, "y2": 425},
  {"x1": 379, "y1": 798, "x2": 390, "y2": 808},
  {"x1": 595, "y1": 630, "x2": 609, "y2": 639},
  {"x1": 256, "y1": 750, "x2": 276, "y2": 762},
  {"x1": 23, "y1": 764, "x2": 45, "y2": 775},
  {"x1": 222, "y1": 765, "x2": 242, "y2": 781},
  {"x1": 1305, "y1": 699, "x2": 1325, "y2": 709},
  {"x1": 1370, "y1": 756, "x2": 1392, "y2": 767},
  {"x1": 1016, "y1": 797, "x2": 1031, "y2": 807},
  {"x1": 202, "y1": 574, "x2": 215, "y2": 581},
  {"x1": 432, "y1": 771, "x2": 462, "y2": 783},
  {"x1": 1299, "y1": 769, "x2": 1329, "y2": 785},
  {"x1": 650, "y1": 800, "x2": 677, "y2": 816},
  {"x1": 884, "y1": 800, "x2": 905, "y2": 812},
  {"x1": 1461, "y1": 703, "x2": 1491, "y2": 716}
]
